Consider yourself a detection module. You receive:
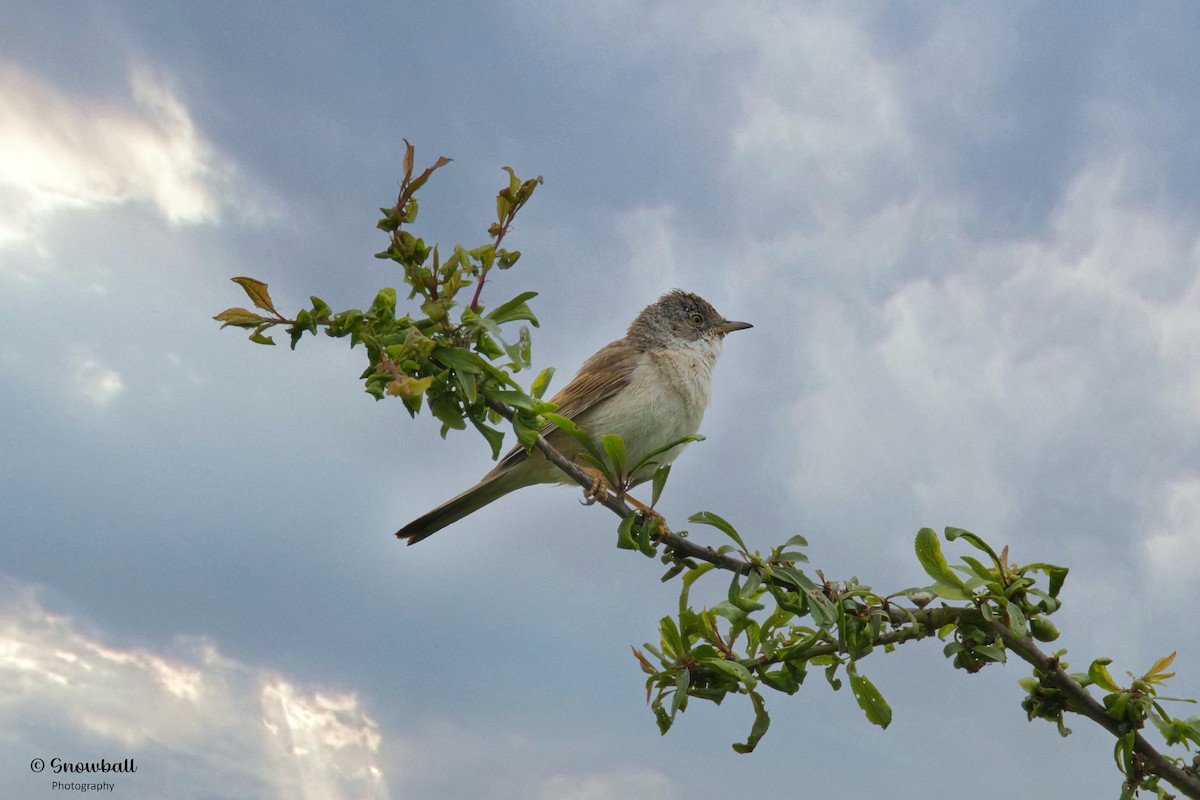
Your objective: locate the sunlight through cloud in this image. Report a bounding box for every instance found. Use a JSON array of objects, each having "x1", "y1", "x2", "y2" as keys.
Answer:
[
  {"x1": 0, "y1": 590, "x2": 388, "y2": 799},
  {"x1": 0, "y1": 60, "x2": 245, "y2": 252}
]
